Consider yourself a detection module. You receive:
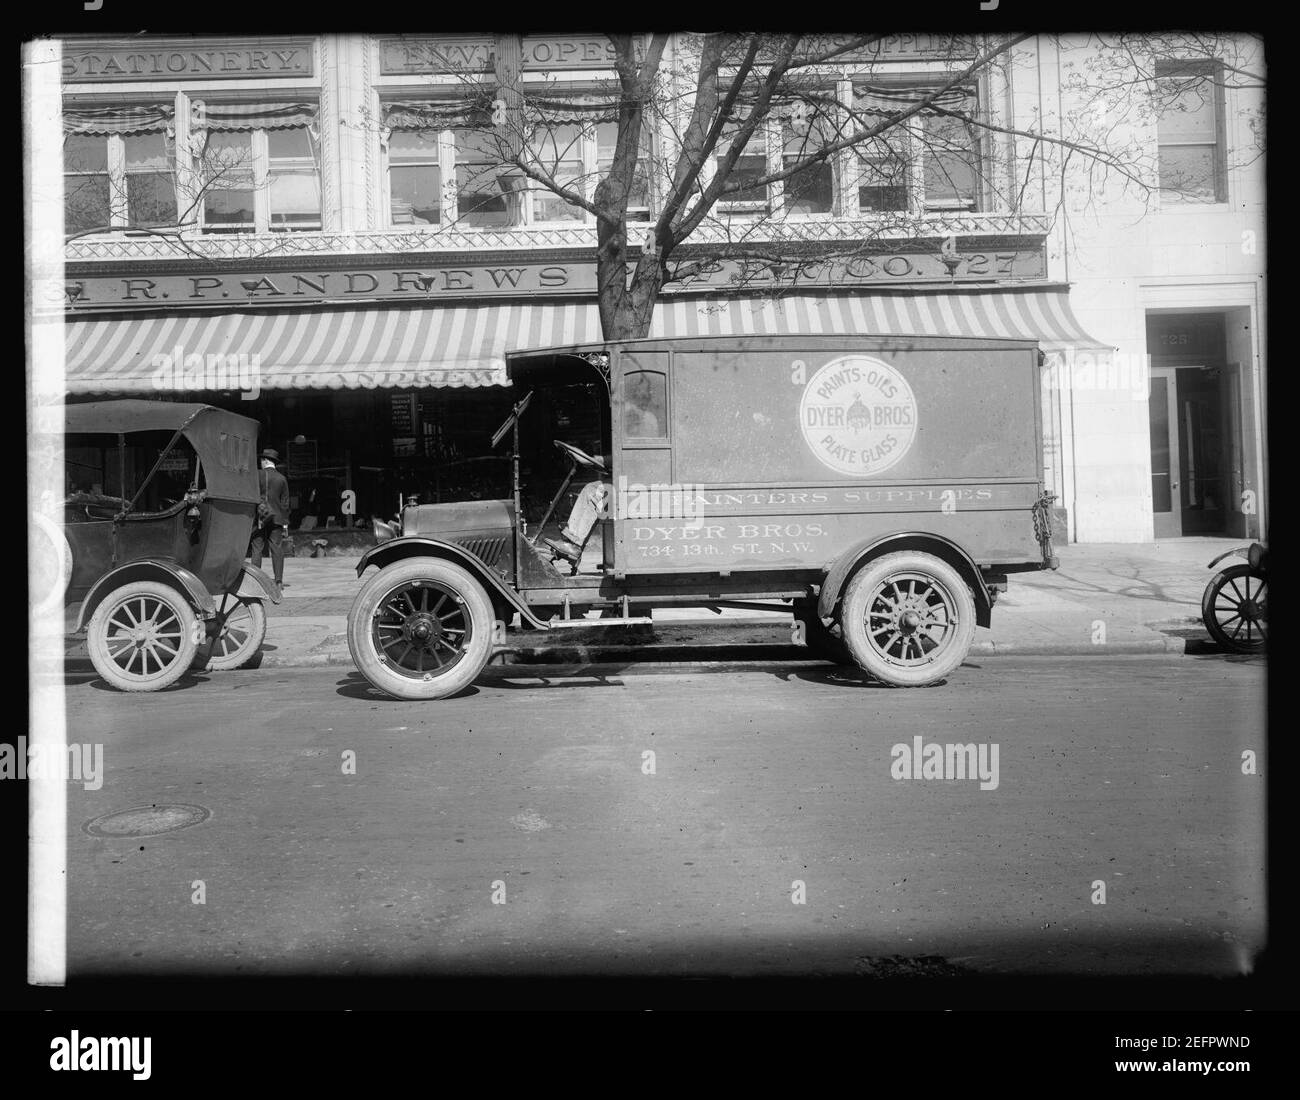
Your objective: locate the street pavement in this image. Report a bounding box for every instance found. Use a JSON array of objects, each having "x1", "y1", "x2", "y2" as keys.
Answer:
[
  {"x1": 56, "y1": 654, "x2": 1265, "y2": 979},
  {"x1": 62, "y1": 536, "x2": 1249, "y2": 669}
]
